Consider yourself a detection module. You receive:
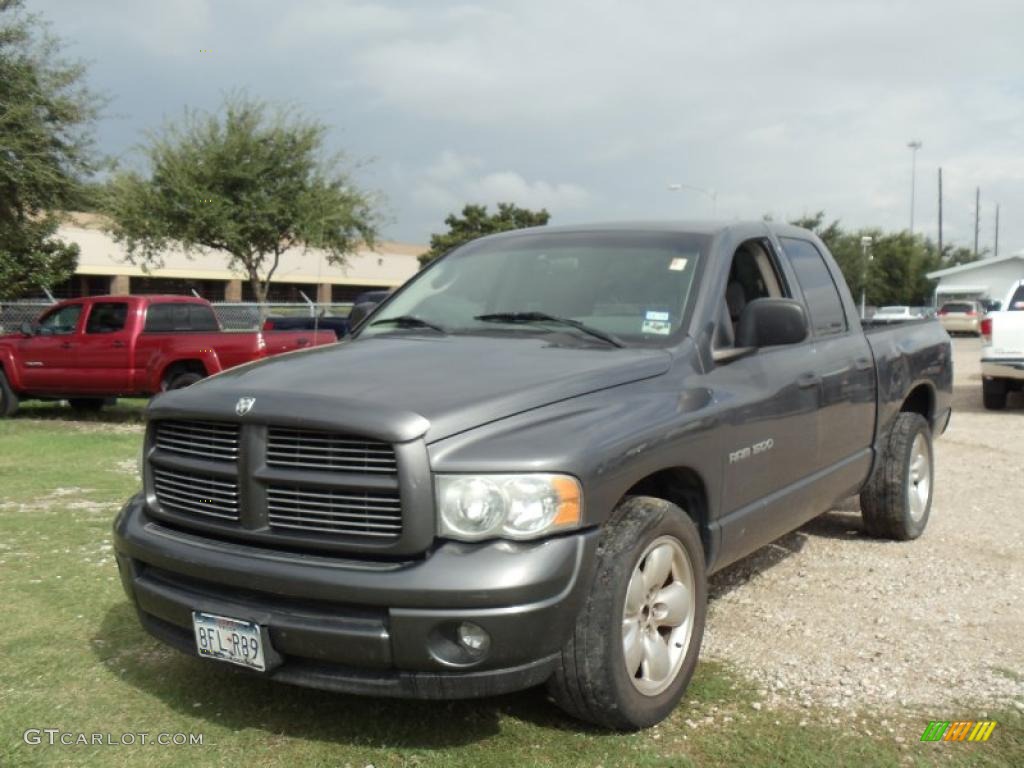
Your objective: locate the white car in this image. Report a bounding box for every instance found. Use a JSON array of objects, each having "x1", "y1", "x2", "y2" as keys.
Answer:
[
  {"x1": 871, "y1": 306, "x2": 922, "y2": 324},
  {"x1": 981, "y1": 280, "x2": 1024, "y2": 409}
]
